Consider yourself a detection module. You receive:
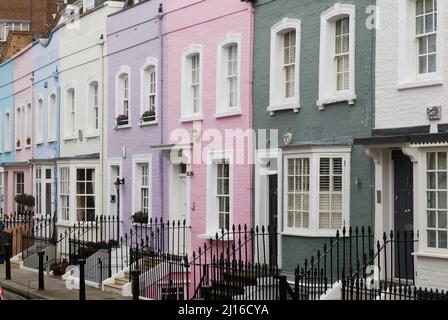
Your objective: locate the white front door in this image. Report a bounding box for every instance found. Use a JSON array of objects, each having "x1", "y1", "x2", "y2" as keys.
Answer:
[{"x1": 170, "y1": 163, "x2": 190, "y2": 255}]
